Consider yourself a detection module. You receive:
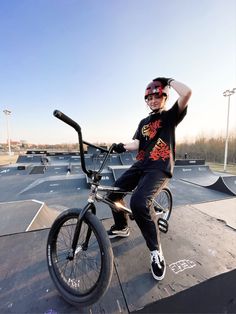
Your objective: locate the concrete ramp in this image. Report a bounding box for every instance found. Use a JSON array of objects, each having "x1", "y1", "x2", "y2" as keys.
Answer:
[
  {"x1": 0, "y1": 202, "x2": 236, "y2": 313},
  {"x1": 26, "y1": 202, "x2": 60, "y2": 231},
  {"x1": 29, "y1": 165, "x2": 46, "y2": 174},
  {"x1": 109, "y1": 165, "x2": 131, "y2": 180},
  {"x1": 206, "y1": 176, "x2": 236, "y2": 196},
  {"x1": 222, "y1": 175, "x2": 236, "y2": 195},
  {"x1": 173, "y1": 165, "x2": 236, "y2": 196},
  {"x1": 192, "y1": 198, "x2": 236, "y2": 230},
  {"x1": 17, "y1": 155, "x2": 42, "y2": 163},
  {"x1": 0, "y1": 200, "x2": 60, "y2": 236},
  {"x1": 86, "y1": 171, "x2": 115, "y2": 187},
  {"x1": 0, "y1": 165, "x2": 31, "y2": 176},
  {"x1": 173, "y1": 165, "x2": 216, "y2": 181},
  {"x1": 19, "y1": 174, "x2": 88, "y2": 195},
  {"x1": 120, "y1": 152, "x2": 134, "y2": 165}
]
